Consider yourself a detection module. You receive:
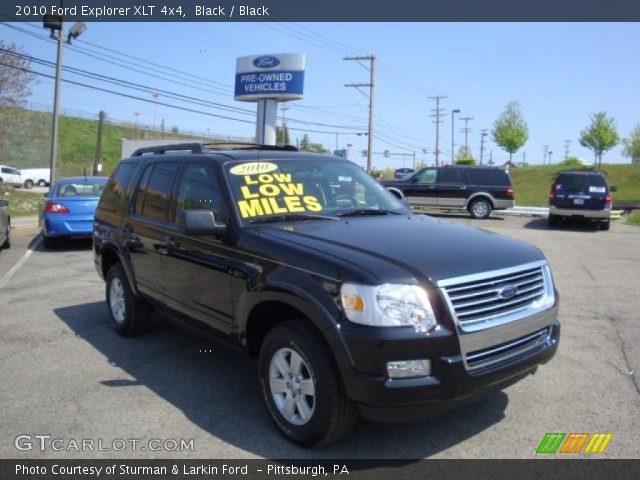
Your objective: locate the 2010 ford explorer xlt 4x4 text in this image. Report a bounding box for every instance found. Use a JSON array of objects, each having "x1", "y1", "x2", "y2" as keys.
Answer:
[{"x1": 93, "y1": 143, "x2": 560, "y2": 447}]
